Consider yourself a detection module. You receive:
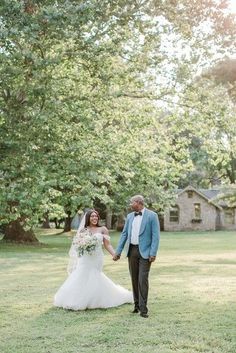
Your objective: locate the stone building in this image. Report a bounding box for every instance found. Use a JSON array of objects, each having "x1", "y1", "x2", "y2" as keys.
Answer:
[{"x1": 164, "y1": 185, "x2": 236, "y2": 231}]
